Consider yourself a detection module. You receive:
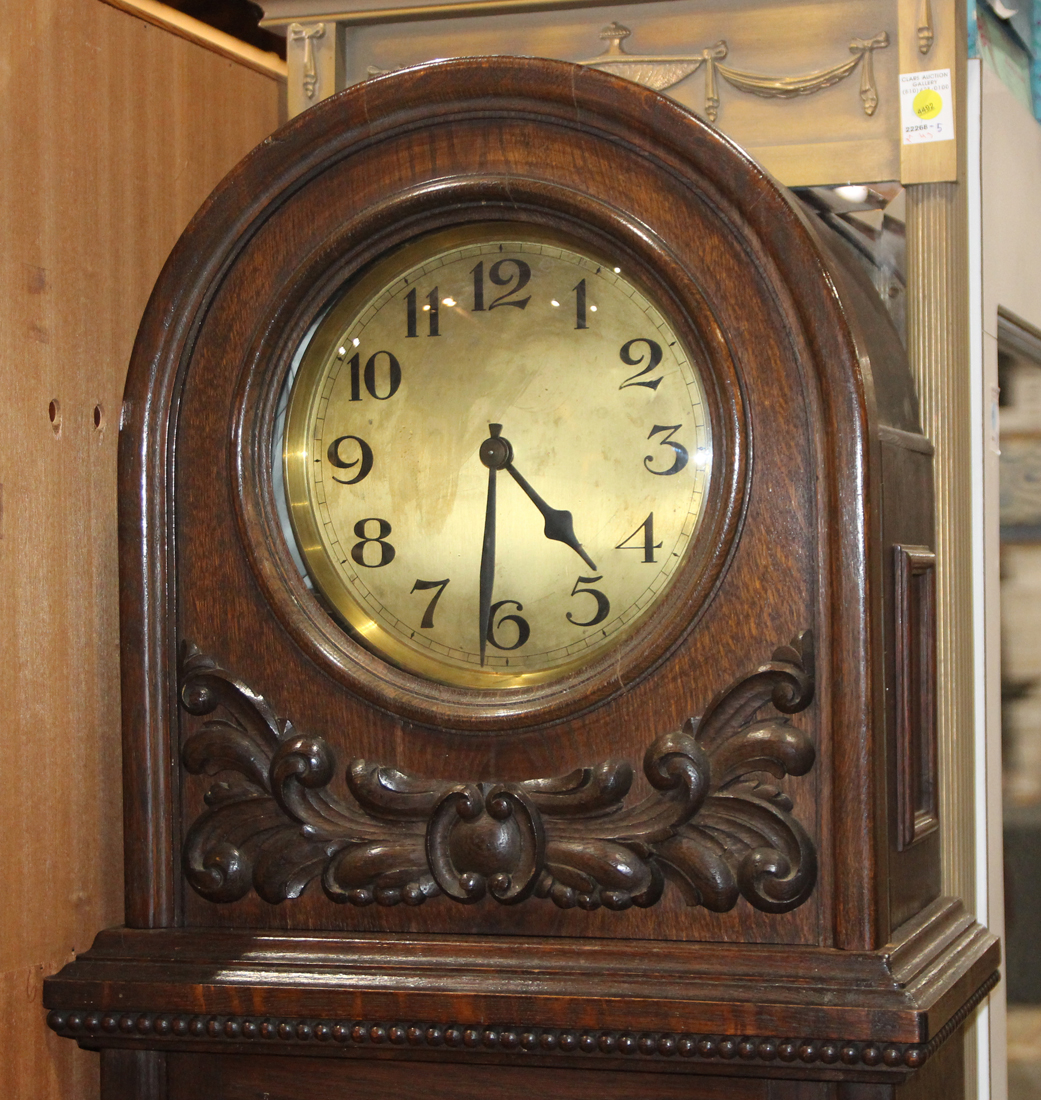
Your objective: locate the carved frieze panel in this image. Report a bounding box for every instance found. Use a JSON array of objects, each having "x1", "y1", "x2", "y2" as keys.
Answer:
[
  {"x1": 181, "y1": 633, "x2": 817, "y2": 915},
  {"x1": 578, "y1": 23, "x2": 889, "y2": 122},
  {"x1": 260, "y1": 0, "x2": 908, "y2": 186}
]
